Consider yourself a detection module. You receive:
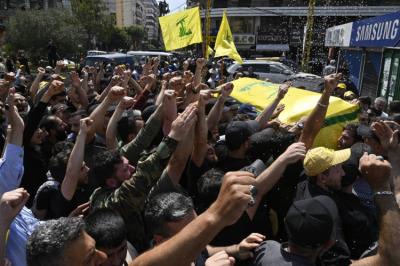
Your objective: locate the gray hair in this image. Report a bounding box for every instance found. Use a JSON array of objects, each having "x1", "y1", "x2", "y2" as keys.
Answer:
[
  {"x1": 375, "y1": 97, "x2": 387, "y2": 104},
  {"x1": 26, "y1": 217, "x2": 85, "y2": 266}
]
